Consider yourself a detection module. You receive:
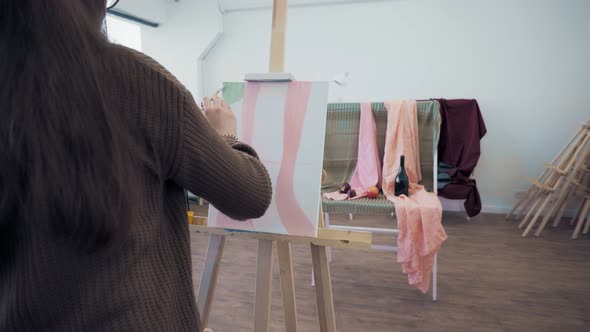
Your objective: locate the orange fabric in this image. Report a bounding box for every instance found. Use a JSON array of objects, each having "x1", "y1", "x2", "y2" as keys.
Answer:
[
  {"x1": 382, "y1": 99, "x2": 421, "y2": 193},
  {"x1": 383, "y1": 99, "x2": 447, "y2": 293}
]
